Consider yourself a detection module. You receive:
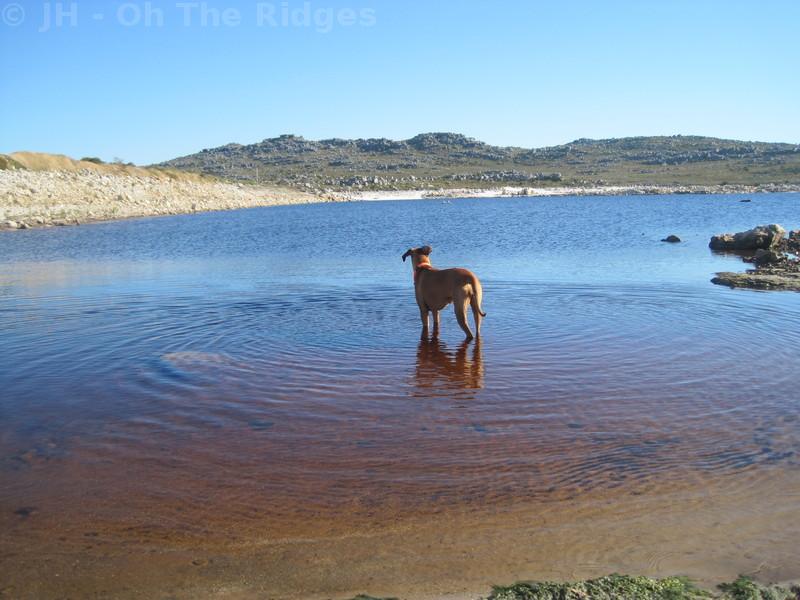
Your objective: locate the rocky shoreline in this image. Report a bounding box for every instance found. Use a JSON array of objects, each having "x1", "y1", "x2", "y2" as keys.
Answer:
[
  {"x1": 3, "y1": 155, "x2": 799, "y2": 232},
  {"x1": 710, "y1": 225, "x2": 800, "y2": 292},
  {"x1": 331, "y1": 183, "x2": 800, "y2": 202},
  {"x1": 0, "y1": 161, "x2": 323, "y2": 231}
]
